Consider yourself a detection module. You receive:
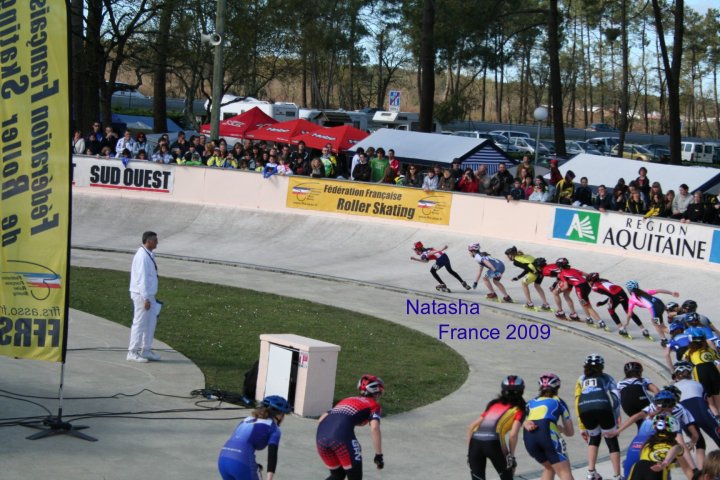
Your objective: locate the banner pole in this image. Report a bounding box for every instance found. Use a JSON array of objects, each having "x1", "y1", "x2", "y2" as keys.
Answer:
[{"x1": 25, "y1": 362, "x2": 97, "y2": 442}]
